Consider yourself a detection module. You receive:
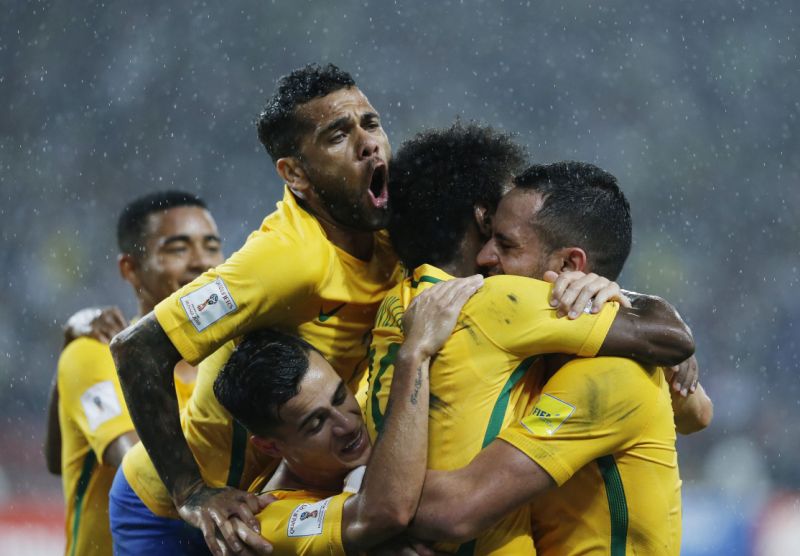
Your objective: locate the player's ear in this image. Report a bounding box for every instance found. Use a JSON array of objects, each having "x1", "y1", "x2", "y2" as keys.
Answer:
[
  {"x1": 474, "y1": 203, "x2": 492, "y2": 237},
  {"x1": 277, "y1": 157, "x2": 310, "y2": 197},
  {"x1": 557, "y1": 247, "x2": 588, "y2": 273},
  {"x1": 118, "y1": 253, "x2": 141, "y2": 289},
  {"x1": 251, "y1": 435, "x2": 282, "y2": 459}
]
